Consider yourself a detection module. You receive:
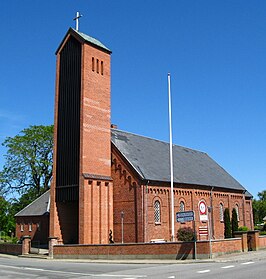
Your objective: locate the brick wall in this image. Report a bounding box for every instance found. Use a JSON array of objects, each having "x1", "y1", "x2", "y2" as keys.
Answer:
[
  {"x1": 259, "y1": 236, "x2": 266, "y2": 249},
  {"x1": 53, "y1": 242, "x2": 195, "y2": 260},
  {"x1": 79, "y1": 41, "x2": 112, "y2": 245},
  {"x1": 0, "y1": 243, "x2": 22, "y2": 255},
  {"x1": 211, "y1": 238, "x2": 242, "y2": 256},
  {"x1": 111, "y1": 148, "x2": 253, "y2": 244},
  {"x1": 50, "y1": 30, "x2": 112, "y2": 245},
  {"x1": 16, "y1": 215, "x2": 49, "y2": 245},
  {"x1": 112, "y1": 148, "x2": 142, "y2": 243},
  {"x1": 81, "y1": 43, "x2": 111, "y2": 177},
  {"x1": 52, "y1": 238, "x2": 244, "y2": 260},
  {"x1": 79, "y1": 177, "x2": 113, "y2": 244}
]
